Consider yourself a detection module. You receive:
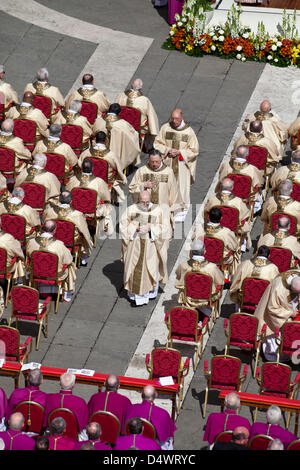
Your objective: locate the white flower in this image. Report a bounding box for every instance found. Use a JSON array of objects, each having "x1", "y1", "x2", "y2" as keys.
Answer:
[
  {"x1": 219, "y1": 29, "x2": 224, "y2": 34},
  {"x1": 236, "y1": 54, "x2": 242, "y2": 60},
  {"x1": 274, "y1": 58, "x2": 279, "y2": 62},
  {"x1": 241, "y1": 57, "x2": 246, "y2": 62},
  {"x1": 219, "y1": 35, "x2": 225, "y2": 42},
  {"x1": 243, "y1": 33, "x2": 249, "y2": 39},
  {"x1": 182, "y1": 17, "x2": 187, "y2": 22},
  {"x1": 213, "y1": 35, "x2": 218, "y2": 40},
  {"x1": 170, "y1": 31, "x2": 174, "y2": 36},
  {"x1": 236, "y1": 45, "x2": 242, "y2": 51},
  {"x1": 271, "y1": 45, "x2": 277, "y2": 51},
  {"x1": 178, "y1": 22, "x2": 183, "y2": 27},
  {"x1": 267, "y1": 55, "x2": 273, "y2": 60},
  {"x1": 174, "y1": 13, "x2": 180, "y2": 21},
  {"x1": 211, "y1": 45, "x2": 216, "y2": 51},
  {"x1": 277, "y1": 41, "x2": 282, "y2": 47}
]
